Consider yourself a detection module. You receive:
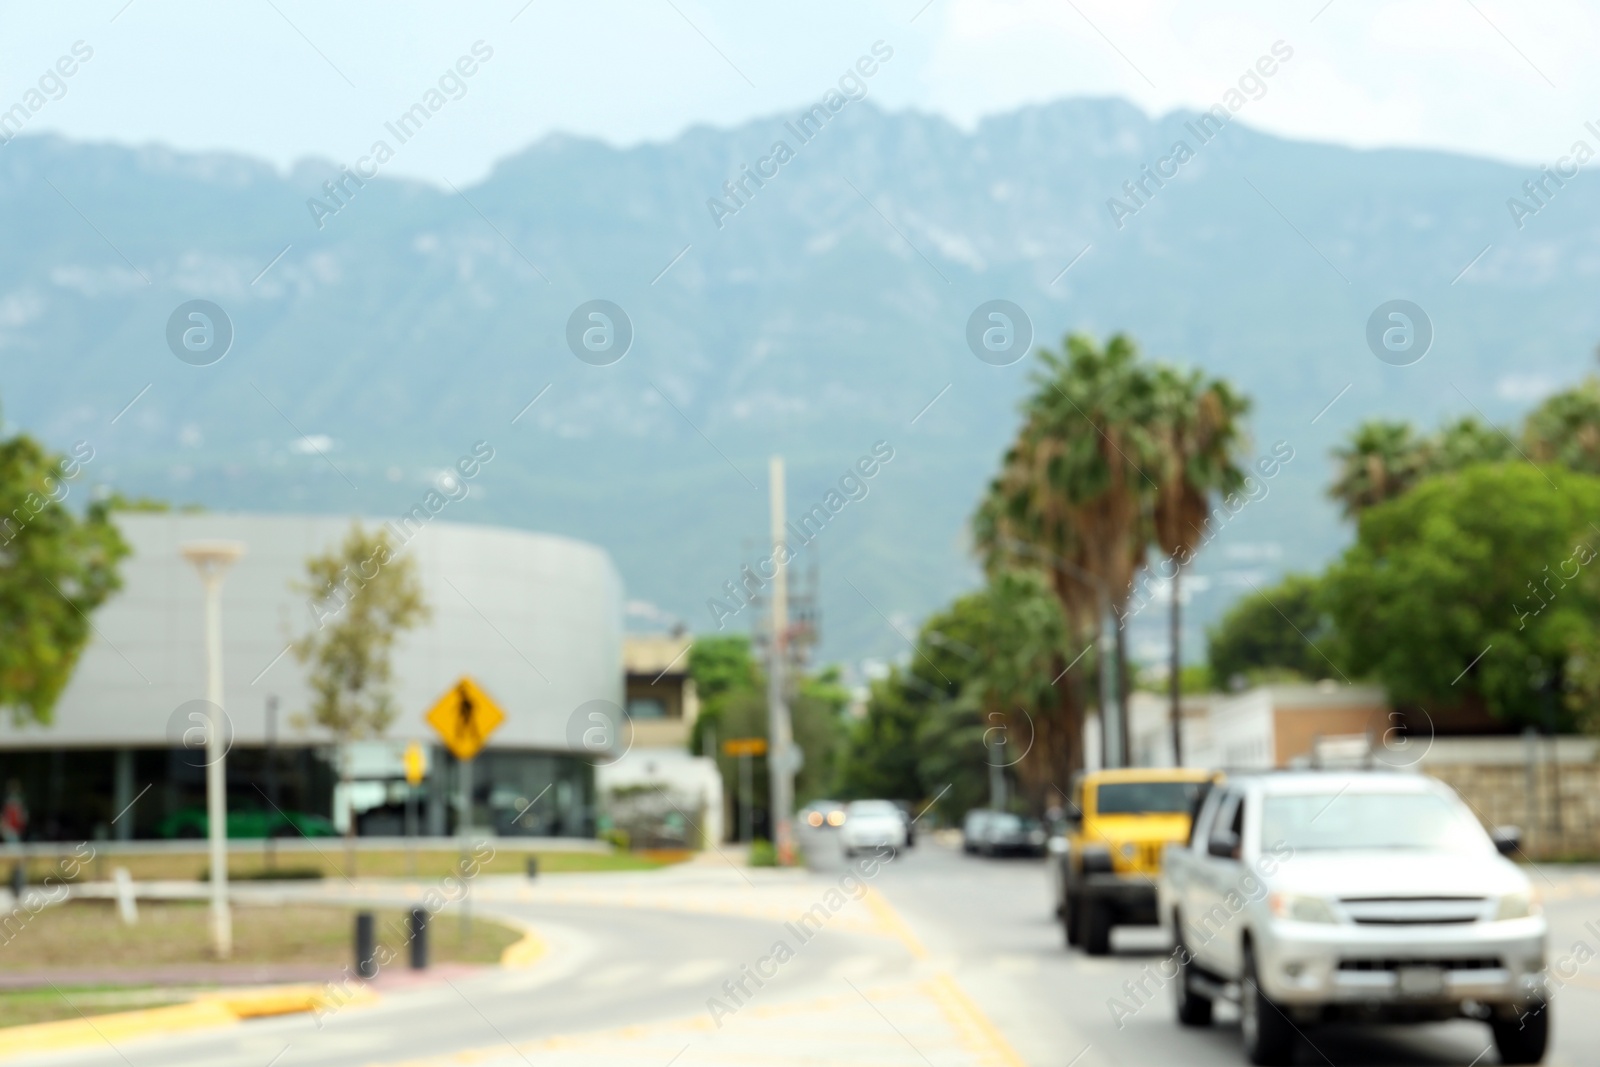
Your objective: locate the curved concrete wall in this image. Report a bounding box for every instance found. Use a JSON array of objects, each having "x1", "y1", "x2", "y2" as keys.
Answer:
[{"x1": 0, "y1": 513, "x2": 623, "y2": 752}]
